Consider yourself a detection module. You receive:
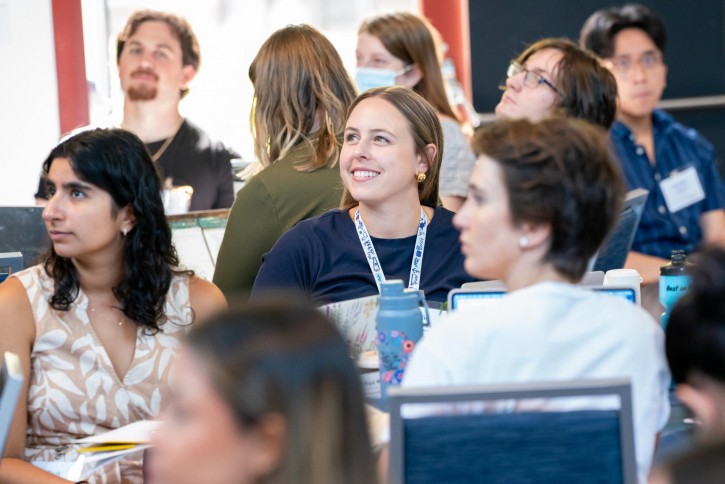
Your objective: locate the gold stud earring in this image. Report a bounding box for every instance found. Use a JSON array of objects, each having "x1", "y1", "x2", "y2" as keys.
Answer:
[{"x1": 417, "y1": 172, "x2": 426, "y2": 183}]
